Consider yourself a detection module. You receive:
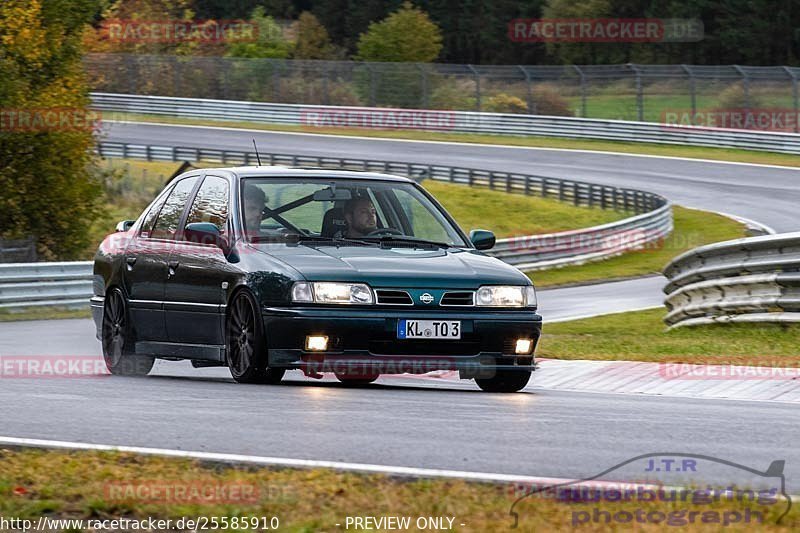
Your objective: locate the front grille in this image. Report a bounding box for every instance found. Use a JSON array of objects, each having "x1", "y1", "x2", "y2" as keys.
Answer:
[
  {"x1": 375, "y1": 289, "x2": 413, "y2": 305},
  {"x1": 440, "y1": 291, "x2": 475, "y2": 306}
]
